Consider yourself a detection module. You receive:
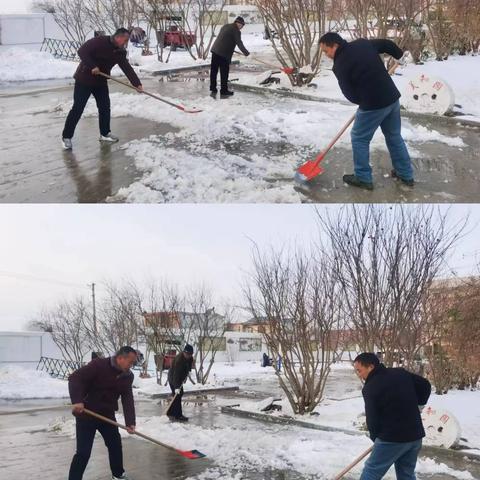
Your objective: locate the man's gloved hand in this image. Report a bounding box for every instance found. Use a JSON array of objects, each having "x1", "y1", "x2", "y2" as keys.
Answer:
[
  {"x1": 397, "y1": 51, "x2": 411, "y2": 66},
  {"x1": 91, "y1": 67, "x2": 101, "y2": 75},
  {"x1": 174, "y1": 388, "x2": 182, "y2": 395}
]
